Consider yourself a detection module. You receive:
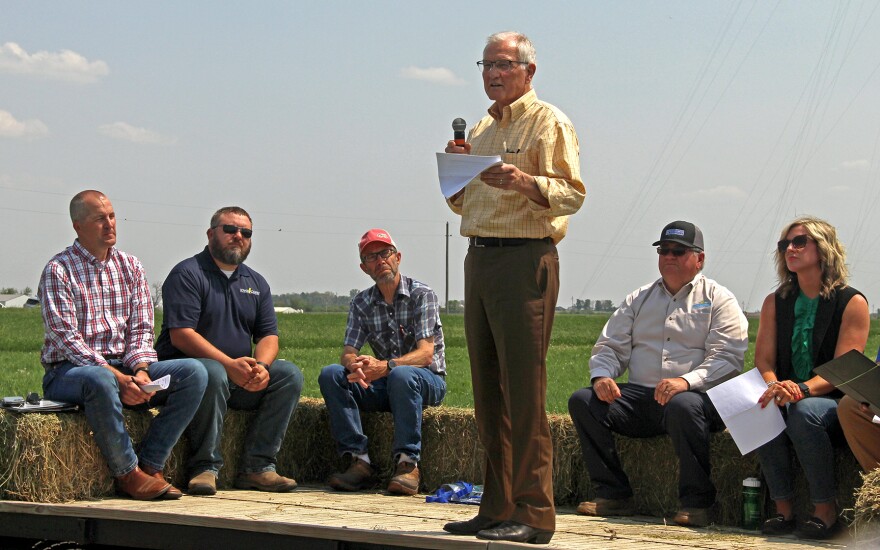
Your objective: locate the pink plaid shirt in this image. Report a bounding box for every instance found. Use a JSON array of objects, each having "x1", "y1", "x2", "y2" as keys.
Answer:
[{"x1": 39, "y1": 240, "x2": 158, "y2": 369}]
